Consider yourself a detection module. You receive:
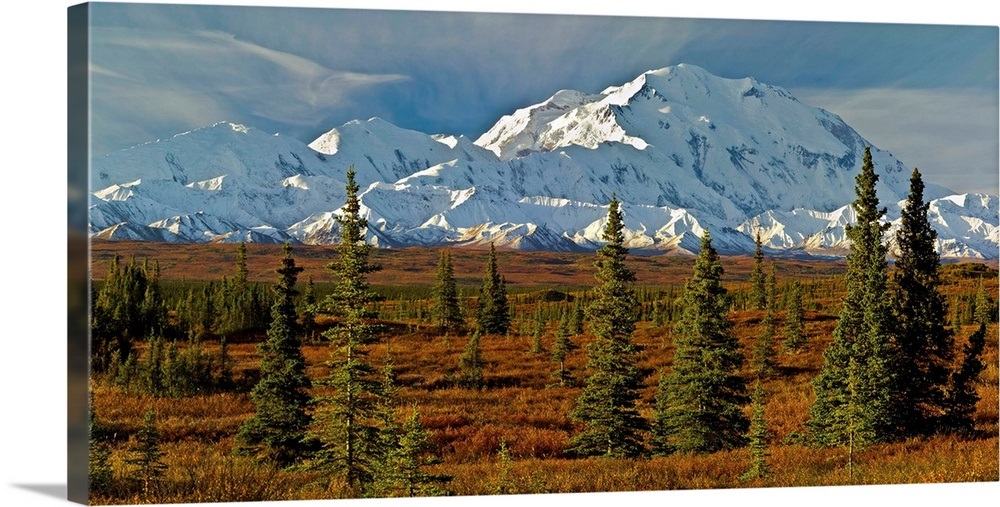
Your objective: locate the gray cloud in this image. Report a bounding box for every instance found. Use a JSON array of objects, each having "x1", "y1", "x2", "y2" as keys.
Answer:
[
  {"x1": 90, "y1": 27, "x2": 408, "y2": 155},
  {"x1": 87, "y1": 4, "x2": 997, "y2": 199},
  {"x1": 795, "y1": 87, "x2": 999, "y2": 195}
]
